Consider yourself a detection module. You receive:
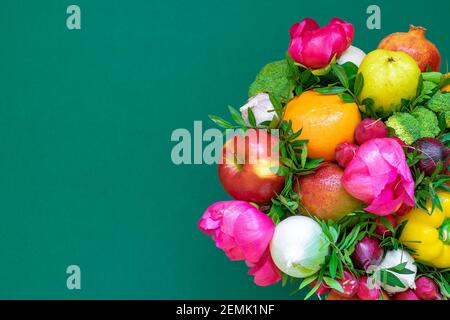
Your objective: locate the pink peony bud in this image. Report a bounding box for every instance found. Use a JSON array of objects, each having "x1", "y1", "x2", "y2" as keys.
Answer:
[
  {"x1": 355, "y1": 119, "x2": 388, "y2": 145},
  {"x1": 198, "y1": 201, "x2": 281, "y2": 286},
  {"x1": 288, "y1": 18, "x2": 354, "y2": 70},
  {"x1": 342, "y1": 138, "x2": 415, "y2": 216},
  {"x1": 335, "y1": 142, "x2": 359, "y2": 168}
]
